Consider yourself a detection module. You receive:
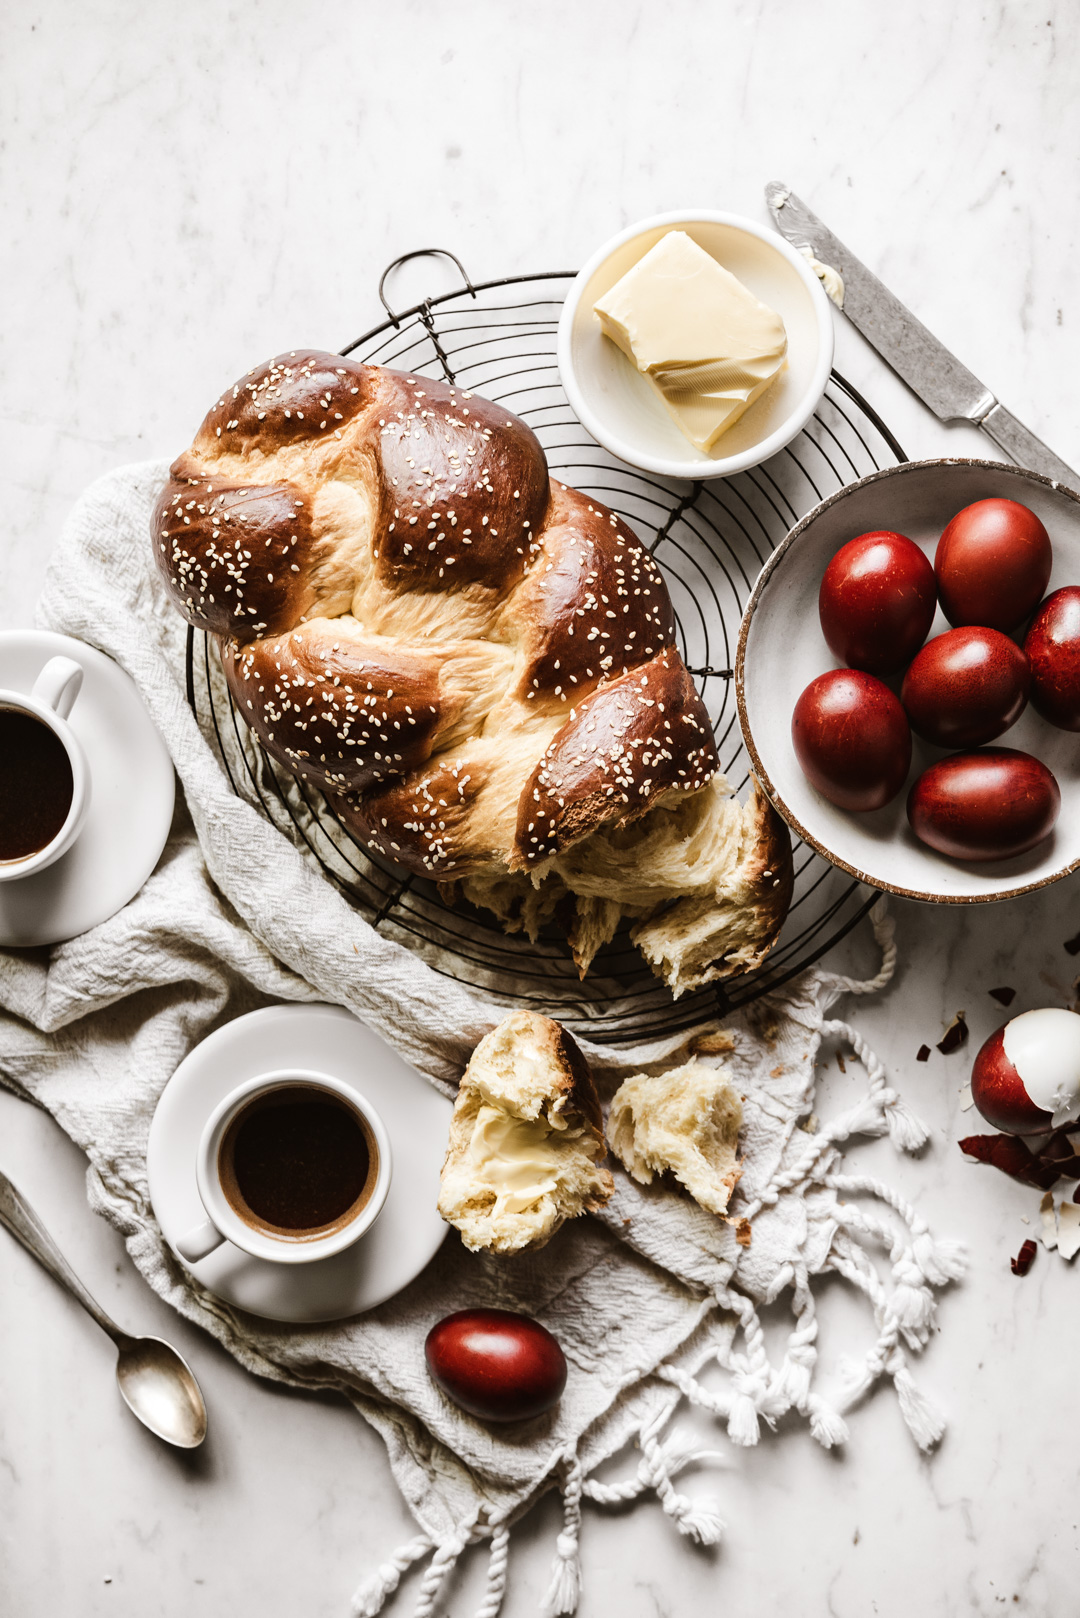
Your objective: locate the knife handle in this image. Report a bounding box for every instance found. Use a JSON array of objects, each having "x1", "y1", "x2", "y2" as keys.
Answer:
[{"x1": 980, "y1": 403, "x2": 1078, "y2": 491}]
